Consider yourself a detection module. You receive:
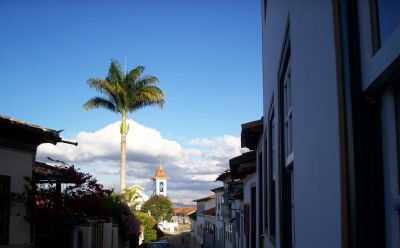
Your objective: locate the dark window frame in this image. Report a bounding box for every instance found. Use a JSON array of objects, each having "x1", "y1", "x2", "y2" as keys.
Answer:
[
  {"x1": 267, "y1": 100, "x2": 277, "y2": 244},
  {"x1": 159, "y1": 182, "x2": 164, "y2": 193},
  {"x1": 250, "y1": 186, "x2": 257, "y2": 248},
  {"x1": 263, "y1": 128, "x2": 269, "y2": 233},
  {"x1": 277, "y1": 23, "x2": 294, "y2": 248},
  {"x1": 0, "y1": 175, "x2": 10, "y2": 245},
  {"x1": 395, "y1": 85, "x2": 400, "y2": 193},
  {"x1": 257, "y1": 150, "x2": 264, "y2": 247},
  {"x1": 369, "y1": 0, "x2": 400, "y2": 53},
  {"x1": 263, "y1": 0, "x2": 268, "y2": 23},
  {"x1": 369, "y1": 0, "x2": 381, "y2": 53}
]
